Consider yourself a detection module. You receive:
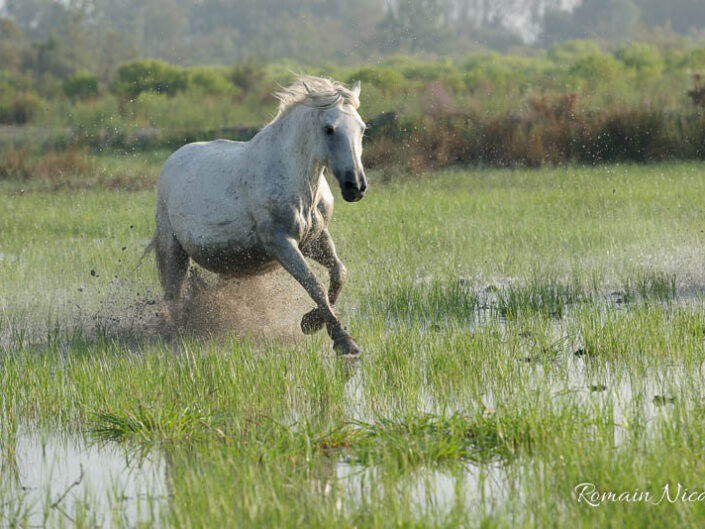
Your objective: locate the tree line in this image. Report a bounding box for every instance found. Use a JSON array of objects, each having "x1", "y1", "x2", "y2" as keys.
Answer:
[{"x1": 2, "y1": 0, "x2": 705, "y2": 80}]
